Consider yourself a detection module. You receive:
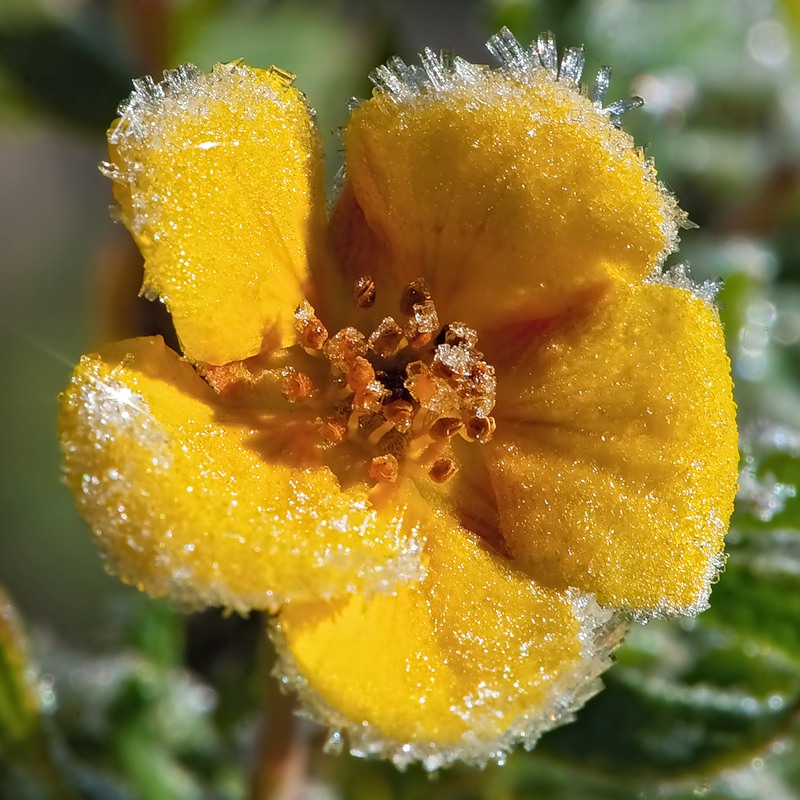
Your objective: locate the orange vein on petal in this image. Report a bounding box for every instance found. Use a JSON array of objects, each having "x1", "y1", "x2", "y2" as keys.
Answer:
[
  {"x1": 58, "y1": 337, "x2": 425, "y2": 612},
  {"x1": 106, "y1": 64, "x2": 326, "y2": 365},
  {"x1": 489, "y1": 281, "x2": 738, "y2": 615},
  {"x1": 333, "y1": 66, "x2": 683, "y2": 330}
]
